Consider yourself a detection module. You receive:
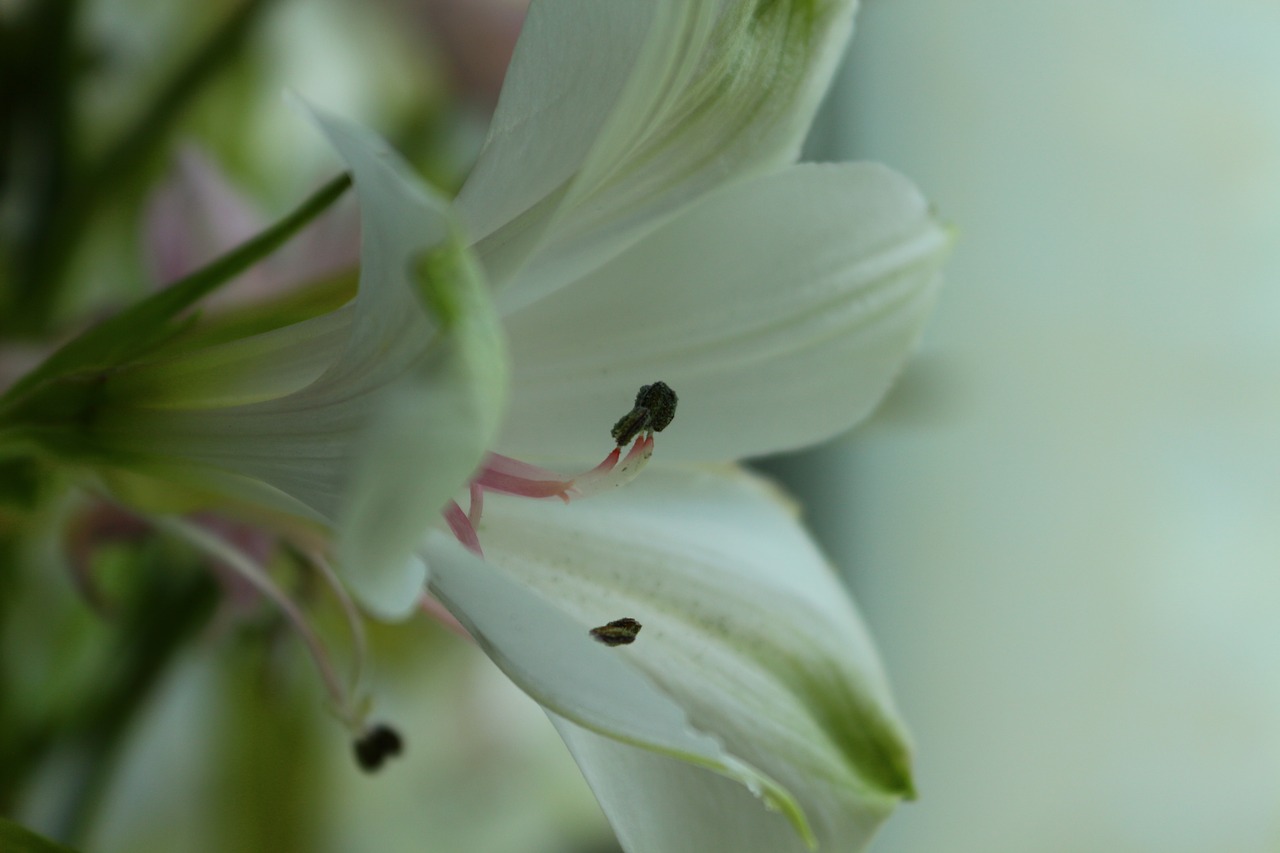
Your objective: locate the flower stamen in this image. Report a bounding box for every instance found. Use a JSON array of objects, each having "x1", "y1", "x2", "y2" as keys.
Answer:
[
  {"x1": 353, "y1": 722, "x2": 404, "y2": 773},
  {"x1": 590, "y1": 617, "x2": 642, "y2": 646},
  {"x1": 444, "y1": 500, "x2": 484, "y2": 556},
  {"x1": 303, "y1": 546, "x2": 370, "y2": 701},
  {"x1": 154, "y1": 515, "x2": 368, "y2": 733},
  {"x1": 467, "y1": 481, "x2": 485, "y2": 526},
  {"x1": 444, "y1": 382, "x2": 676, "y2": 549},
  {"x1": 611, "y1": 380, "x2": 678, "y2": 445},
  {"x1": 475, "y1": 453, "x2": 575, "y2": 501},
  {"x1": 569, "y1": 433, "x2": 654, "y2": 498}
]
